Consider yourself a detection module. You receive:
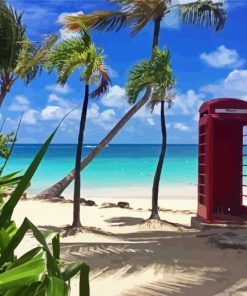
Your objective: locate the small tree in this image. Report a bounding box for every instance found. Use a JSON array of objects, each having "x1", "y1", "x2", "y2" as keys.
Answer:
[
  {"x1": 127, "y1": 47, "x2": 175, "y2": 222},
  {"x1": 0, "y1": 0, "x2": 57, "y2": 106},
  {"x1": 45, "y1": 30, "x2": 110, "y2": 232}
]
